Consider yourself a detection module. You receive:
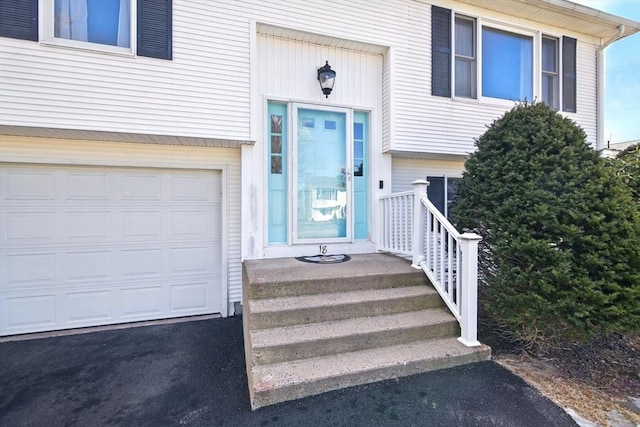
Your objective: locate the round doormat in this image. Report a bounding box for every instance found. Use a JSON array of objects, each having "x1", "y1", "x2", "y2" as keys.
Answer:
[{"x1": 295, "y1": 254, "x2": 351, "y2": 264}]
